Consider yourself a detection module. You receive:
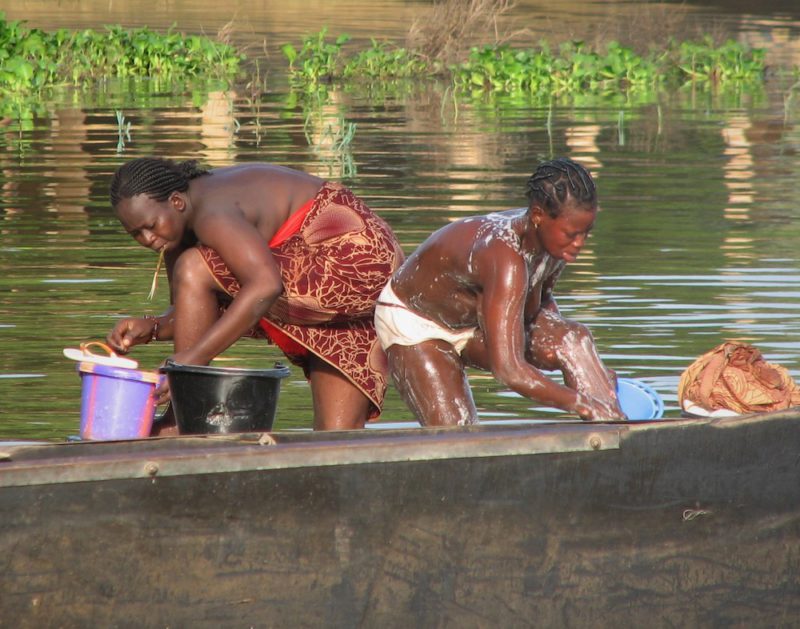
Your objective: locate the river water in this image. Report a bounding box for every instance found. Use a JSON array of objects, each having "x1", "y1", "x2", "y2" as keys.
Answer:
[{"x1": 2, "y1": 0, "x2": 800, "y2": 438}]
